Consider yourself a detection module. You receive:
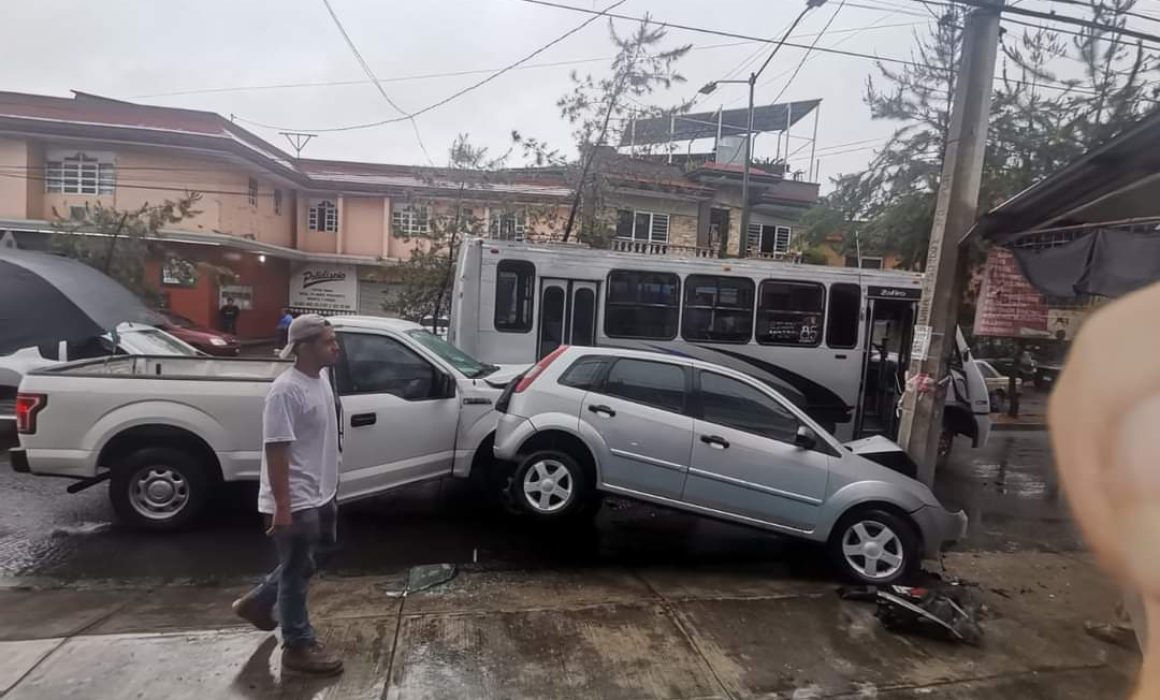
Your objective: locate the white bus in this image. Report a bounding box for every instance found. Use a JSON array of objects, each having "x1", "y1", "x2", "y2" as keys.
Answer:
[{"x1": 450, "y1": 238, "x2": 989, "y2": 448}]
